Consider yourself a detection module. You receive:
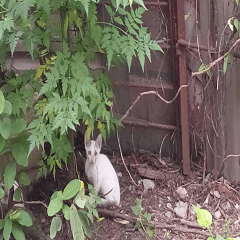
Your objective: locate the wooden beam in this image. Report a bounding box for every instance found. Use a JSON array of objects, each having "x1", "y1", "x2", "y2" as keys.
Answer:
[{"x1": 177, "y1": 0, "x2": 191, "y2": 175}]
